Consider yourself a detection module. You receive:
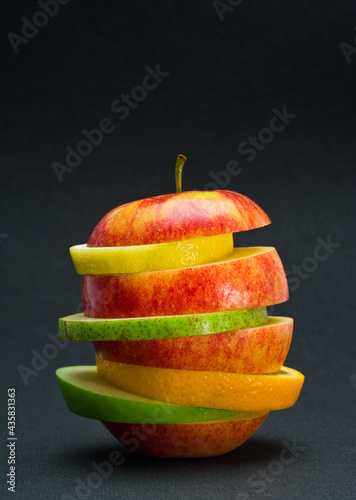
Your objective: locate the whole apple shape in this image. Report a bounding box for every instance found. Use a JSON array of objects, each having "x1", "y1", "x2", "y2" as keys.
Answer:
[{"x1": 56, "y1": 163, "x2": 305, "y2": 459}]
